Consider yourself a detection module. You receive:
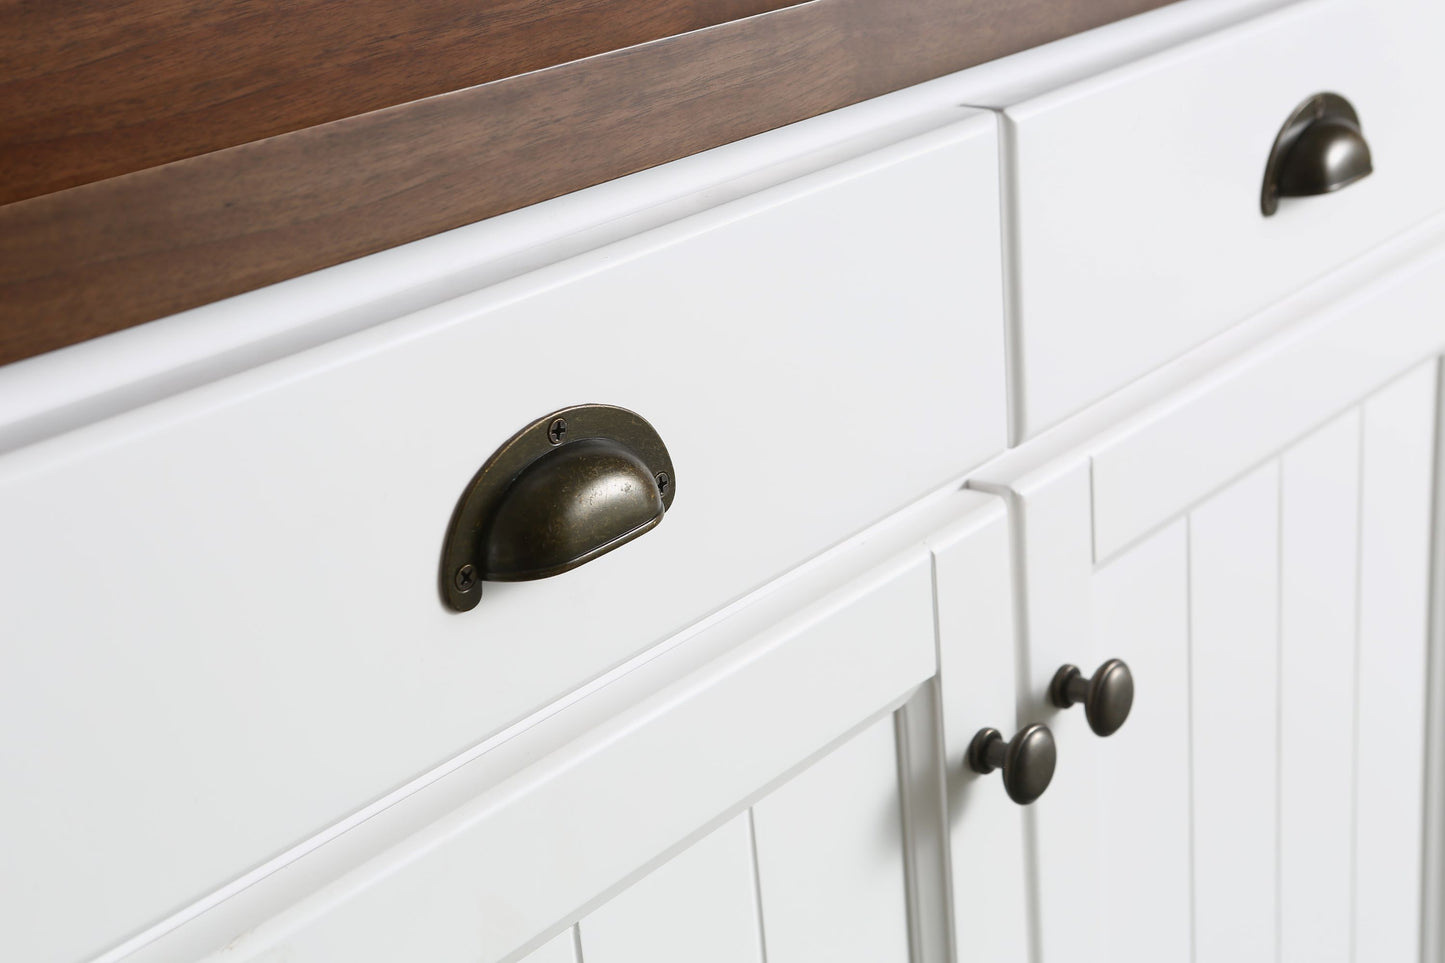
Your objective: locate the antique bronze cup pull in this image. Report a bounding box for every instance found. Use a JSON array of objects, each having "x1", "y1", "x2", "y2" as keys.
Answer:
[
  {"x1": 1261, "y1": 92, "x2": 1372, "y2": 216},
  {"x1": 440, "y1": 404, "x2": 675, "y2": 611}
]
